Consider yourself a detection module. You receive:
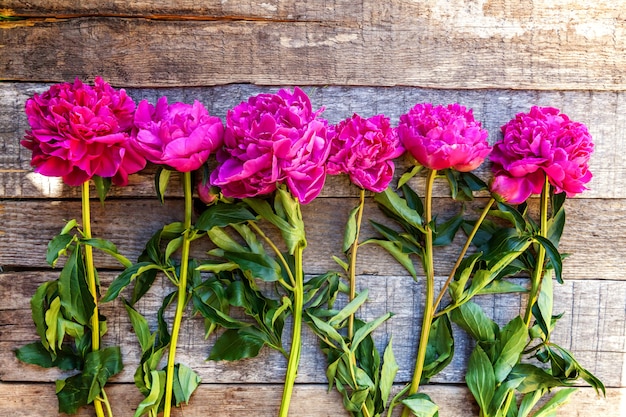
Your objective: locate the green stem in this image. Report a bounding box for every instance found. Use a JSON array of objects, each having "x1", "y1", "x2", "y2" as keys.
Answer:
[
  {"x1": 433, "y1": 197, "x2": 496, "y2": 316},
  {"x1": 348, "y1": 188, "x2": 366, "y2": 339},
  {"x1": 82, "y1": 182, "x2": 107, "y2": 417},
  {"x1": 401, "y1": 169, "x2": 437, "y2": 417},
  {"x1": 163, "y1": 171, "x2": 193, "y2": 417},
  {"x1": 524, "y1": 178, "x2": 550, "y2": 327},
  {"x1": 278, "y1": 241, "x2": 304, "y2": 417}
]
